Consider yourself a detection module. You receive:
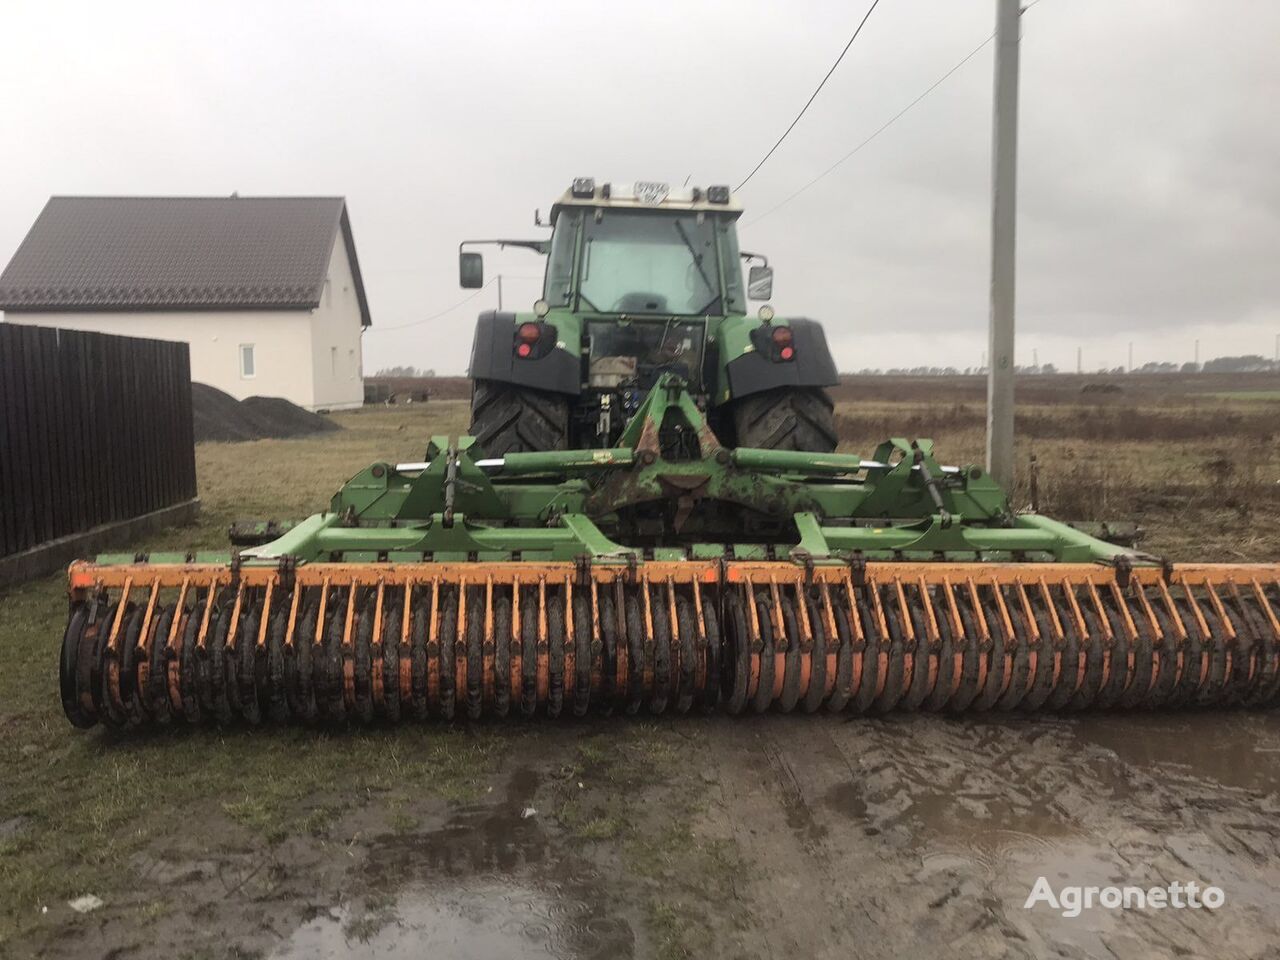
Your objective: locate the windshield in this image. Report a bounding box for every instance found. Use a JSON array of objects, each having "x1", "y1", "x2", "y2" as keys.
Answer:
[{"x1": 579, "y1": 211, "x2": 720, "y2": 315}]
